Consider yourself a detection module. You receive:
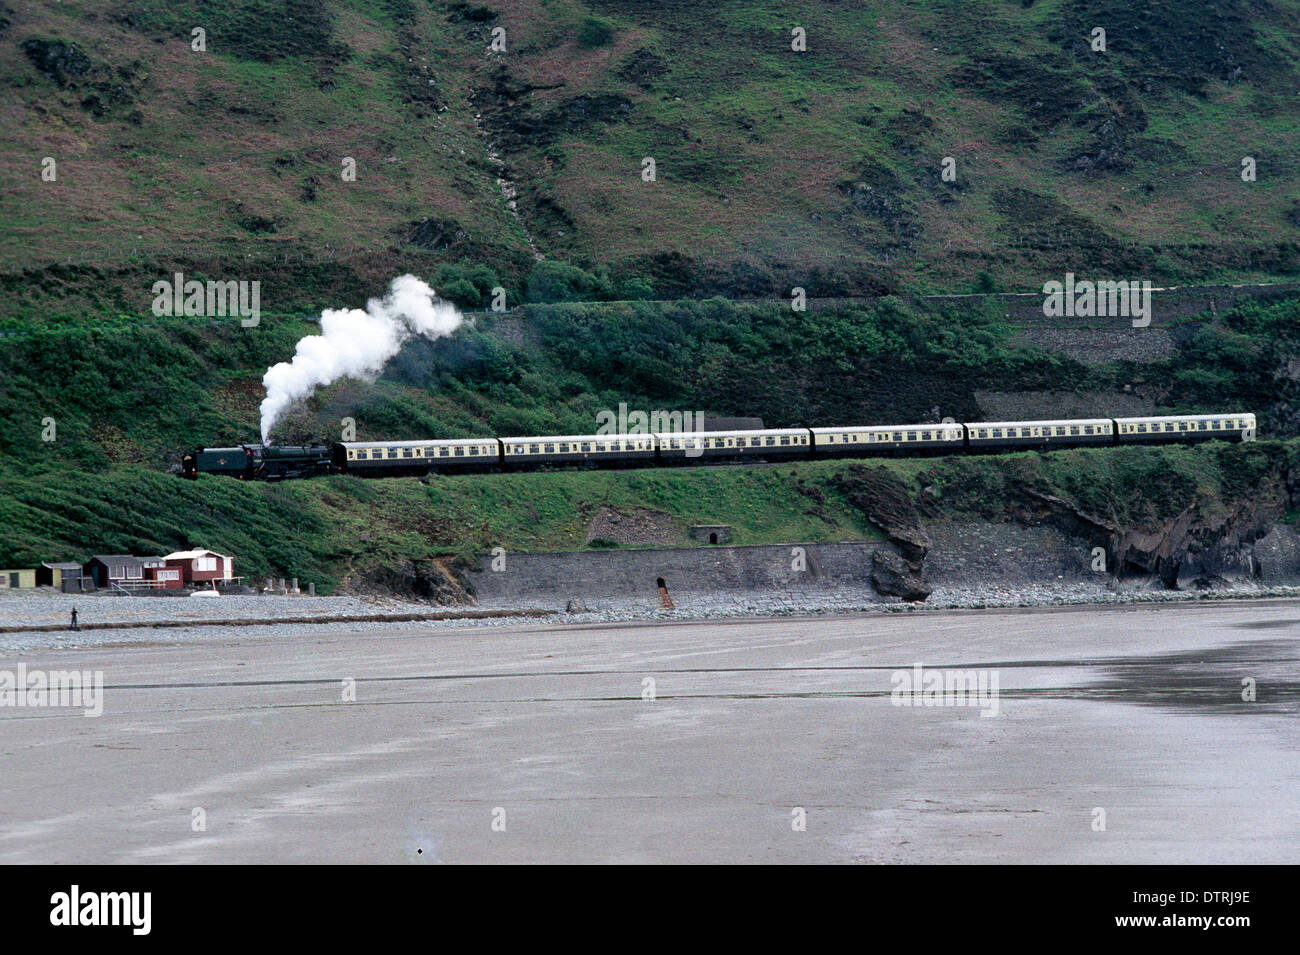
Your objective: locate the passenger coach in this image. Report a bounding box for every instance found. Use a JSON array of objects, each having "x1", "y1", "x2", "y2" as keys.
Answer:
[
  {"x1": 964, "y1": 418, "x2": 1114, "y2": 451},
  {"x1": 500, "y1": 434, "x2": 654, "y2": 468},
  {"x1": 657, "y1": 428, "x2": 812, "y2": 462},
  {"x1": 1114, "y1": 413, "x2": 1255, "y2": 443},
  {"x1": 334, "y1": 438, "x2": 500, "y2": 474},
  {"x1": 812, "y1": 423, "x2": 964, "y2": 456}
]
